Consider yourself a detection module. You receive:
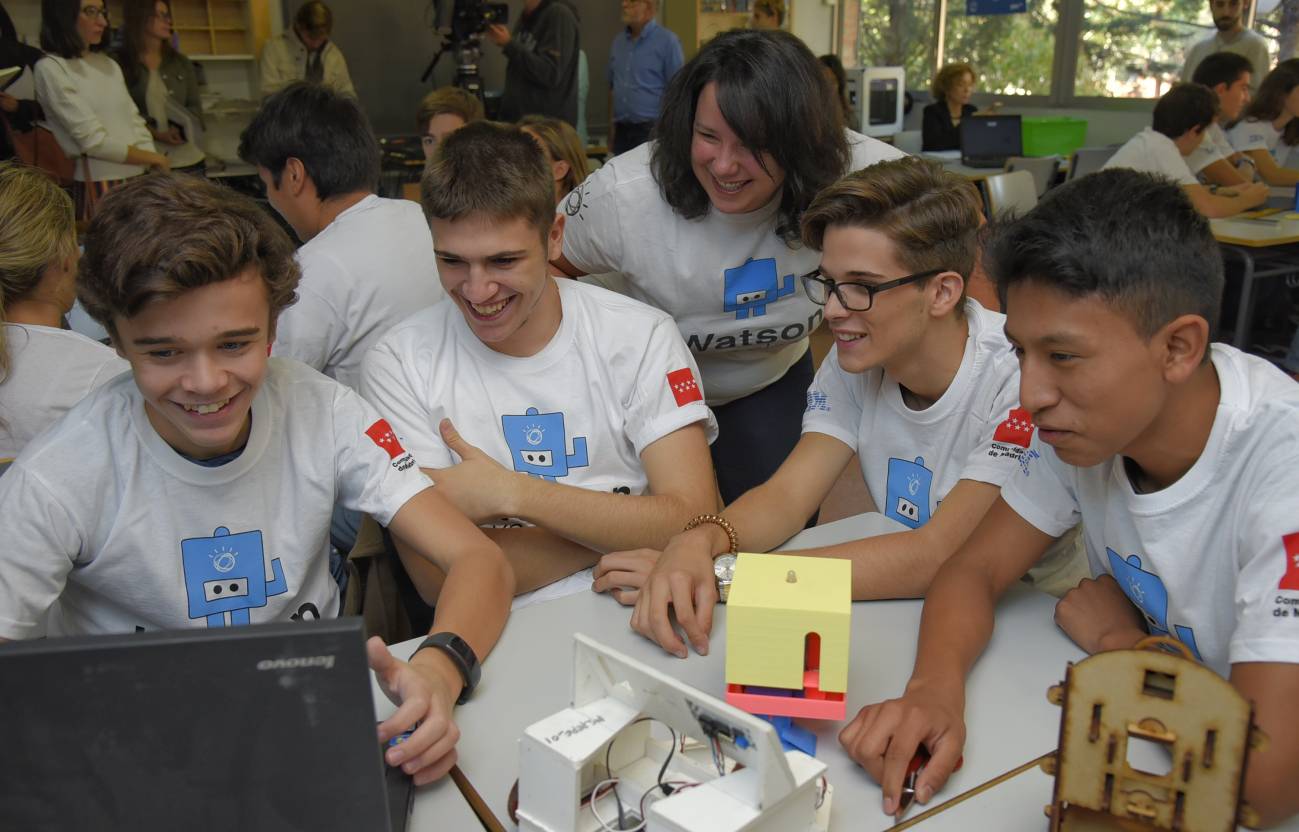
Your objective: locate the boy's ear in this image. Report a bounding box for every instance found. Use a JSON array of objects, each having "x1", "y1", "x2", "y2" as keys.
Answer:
[
  {"x1": 283, "y1": 157, "x2": 309, "y2": 197},
  {"x1": 1157, "y1": 313, "x2": 1211, "y2": 383},
  {"x1": 928, "y1": 270, "x2": 966, "y2": 317},
  {"x1": 547, "y1": 213, "x2": 566, "y2": 263}
]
